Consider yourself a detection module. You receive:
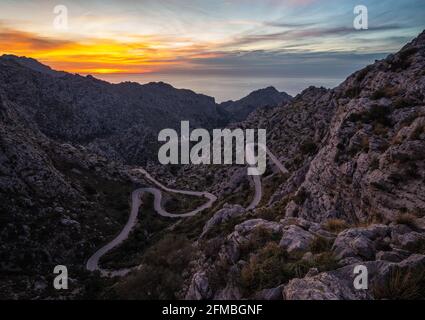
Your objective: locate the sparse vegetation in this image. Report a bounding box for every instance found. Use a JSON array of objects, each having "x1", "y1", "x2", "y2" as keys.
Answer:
[
  {"x1": 366, "y1": 104, "x2": 392, "y2": 127},
  {"x1": 240, "y1": 226, "x2": 281, "y2": 258},
  {"x1": 346, "y1": 104, "x2": 392, "y2": 130},
  {"x1": 399, "y1": 47, "x2": 419, "y2": 60},
  {"x1": 240, "y1": 243, "x2": 298, "y2": 293},
  {"x1": 323, "y1": 219, "x2": 349, "y2": 233},
  {"x1": 310, "y1": 236, "x2": 333, "y2": 254},
  {"x1": 259, "y1": 174, "x2": 288, "y2": 207},
  {"x1": 371, "y1": 86, "x2": 399, "y2": 100},
  {"x1": 373, "y1": 267, "x2": 425, "y2": 300},
  {"x1": 240, "y1": 242, "x2": 339, "y2": 294},
  {"x1": 100, "y1": 193, "x2": 173, "y2": 269},
  {"x1": 355, "y1": 66, "x2": 371, "y2": 82},
  {"x1": 112, "y1": 234, "x2": 194, "y2": 299},
  {"x1": 345, "y1": 86, "x2": 361, "y2": 98}
]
